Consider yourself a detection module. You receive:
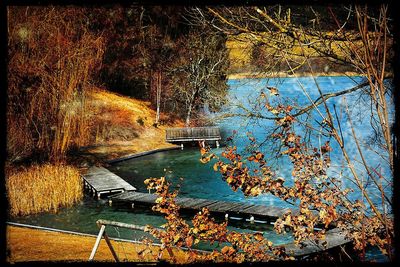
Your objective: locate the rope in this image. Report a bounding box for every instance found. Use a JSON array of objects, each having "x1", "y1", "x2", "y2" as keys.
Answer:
[{"x1": 113, "y1": 226, "x2": 128, "y2": 261}]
